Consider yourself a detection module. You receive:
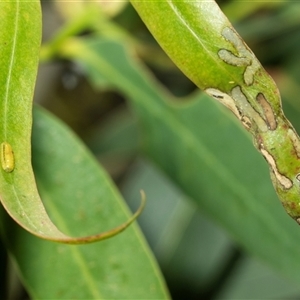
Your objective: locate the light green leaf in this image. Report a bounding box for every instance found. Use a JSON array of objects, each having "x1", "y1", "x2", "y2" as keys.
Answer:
[
  {"x1": 0, "y1": 0, "x2": 143, "y2": 243},
  {"x1": 130, "y1": 0, "x2": 300, "y2": 223},
  {"x1": 55, "y1": 35, "x2": 300, "y2": 282},
  {"x1": 0, "y1": 106, "x2": 169, "y2": 299}
]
